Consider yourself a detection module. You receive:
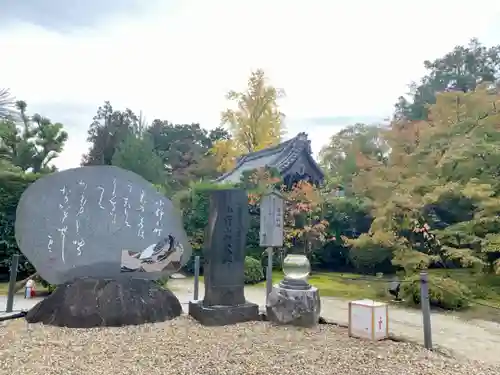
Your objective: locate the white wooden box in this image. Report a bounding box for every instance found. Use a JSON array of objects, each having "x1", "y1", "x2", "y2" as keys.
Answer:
[{"x1": 348, "y1": 299, "x2": 389, "y2": 341}]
